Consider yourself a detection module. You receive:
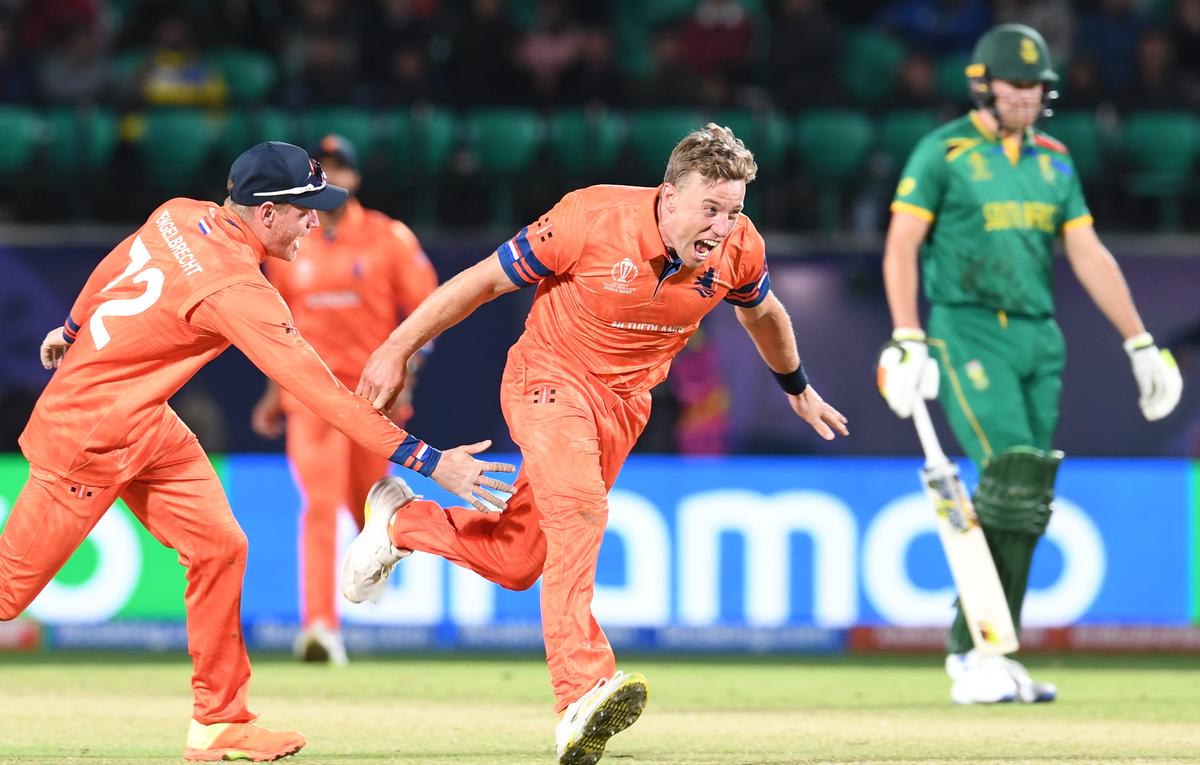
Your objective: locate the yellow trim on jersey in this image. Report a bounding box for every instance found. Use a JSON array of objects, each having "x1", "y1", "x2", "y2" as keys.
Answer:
[
  {"x1": 890, "y1": 201, "x2": 936, "y2": 222},
  {"x1": 928, "y1": 337, "x2": 994, "y2": 464},
  {"x1": 968, "y1": 110, "x2": 996, "y2": 142},
  {"x1": 945, "y1": 138, "x2": 982, "y2": 163},
  {"x1": 1061, "y1": 214, "x2": 1094, "y2": 232}
]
